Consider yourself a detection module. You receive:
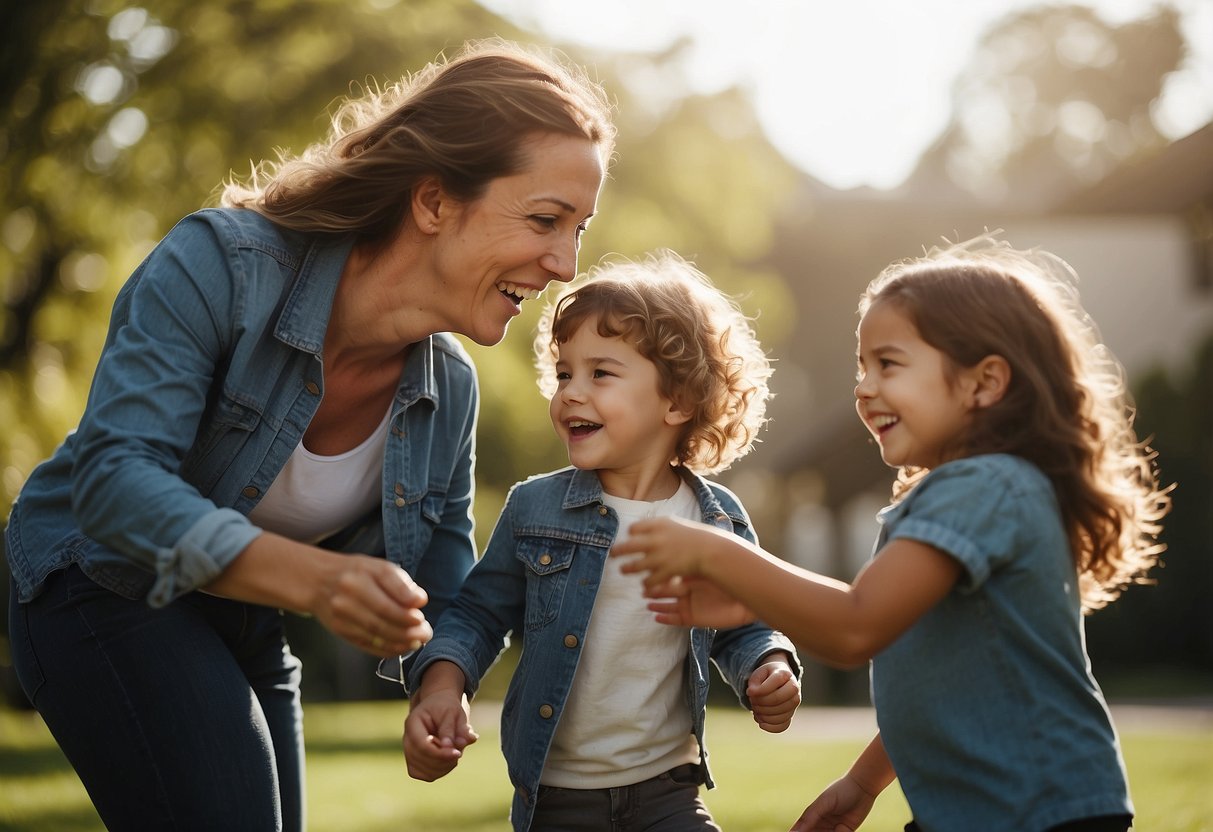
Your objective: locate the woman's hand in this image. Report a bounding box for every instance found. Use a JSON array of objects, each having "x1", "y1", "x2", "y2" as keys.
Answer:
[
  {"x1": 208, "y1": 534, "x2": 432, "y2": 657},
  {"x1": 311, "y1": 555, "x2": 433, "y2": 657}
]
